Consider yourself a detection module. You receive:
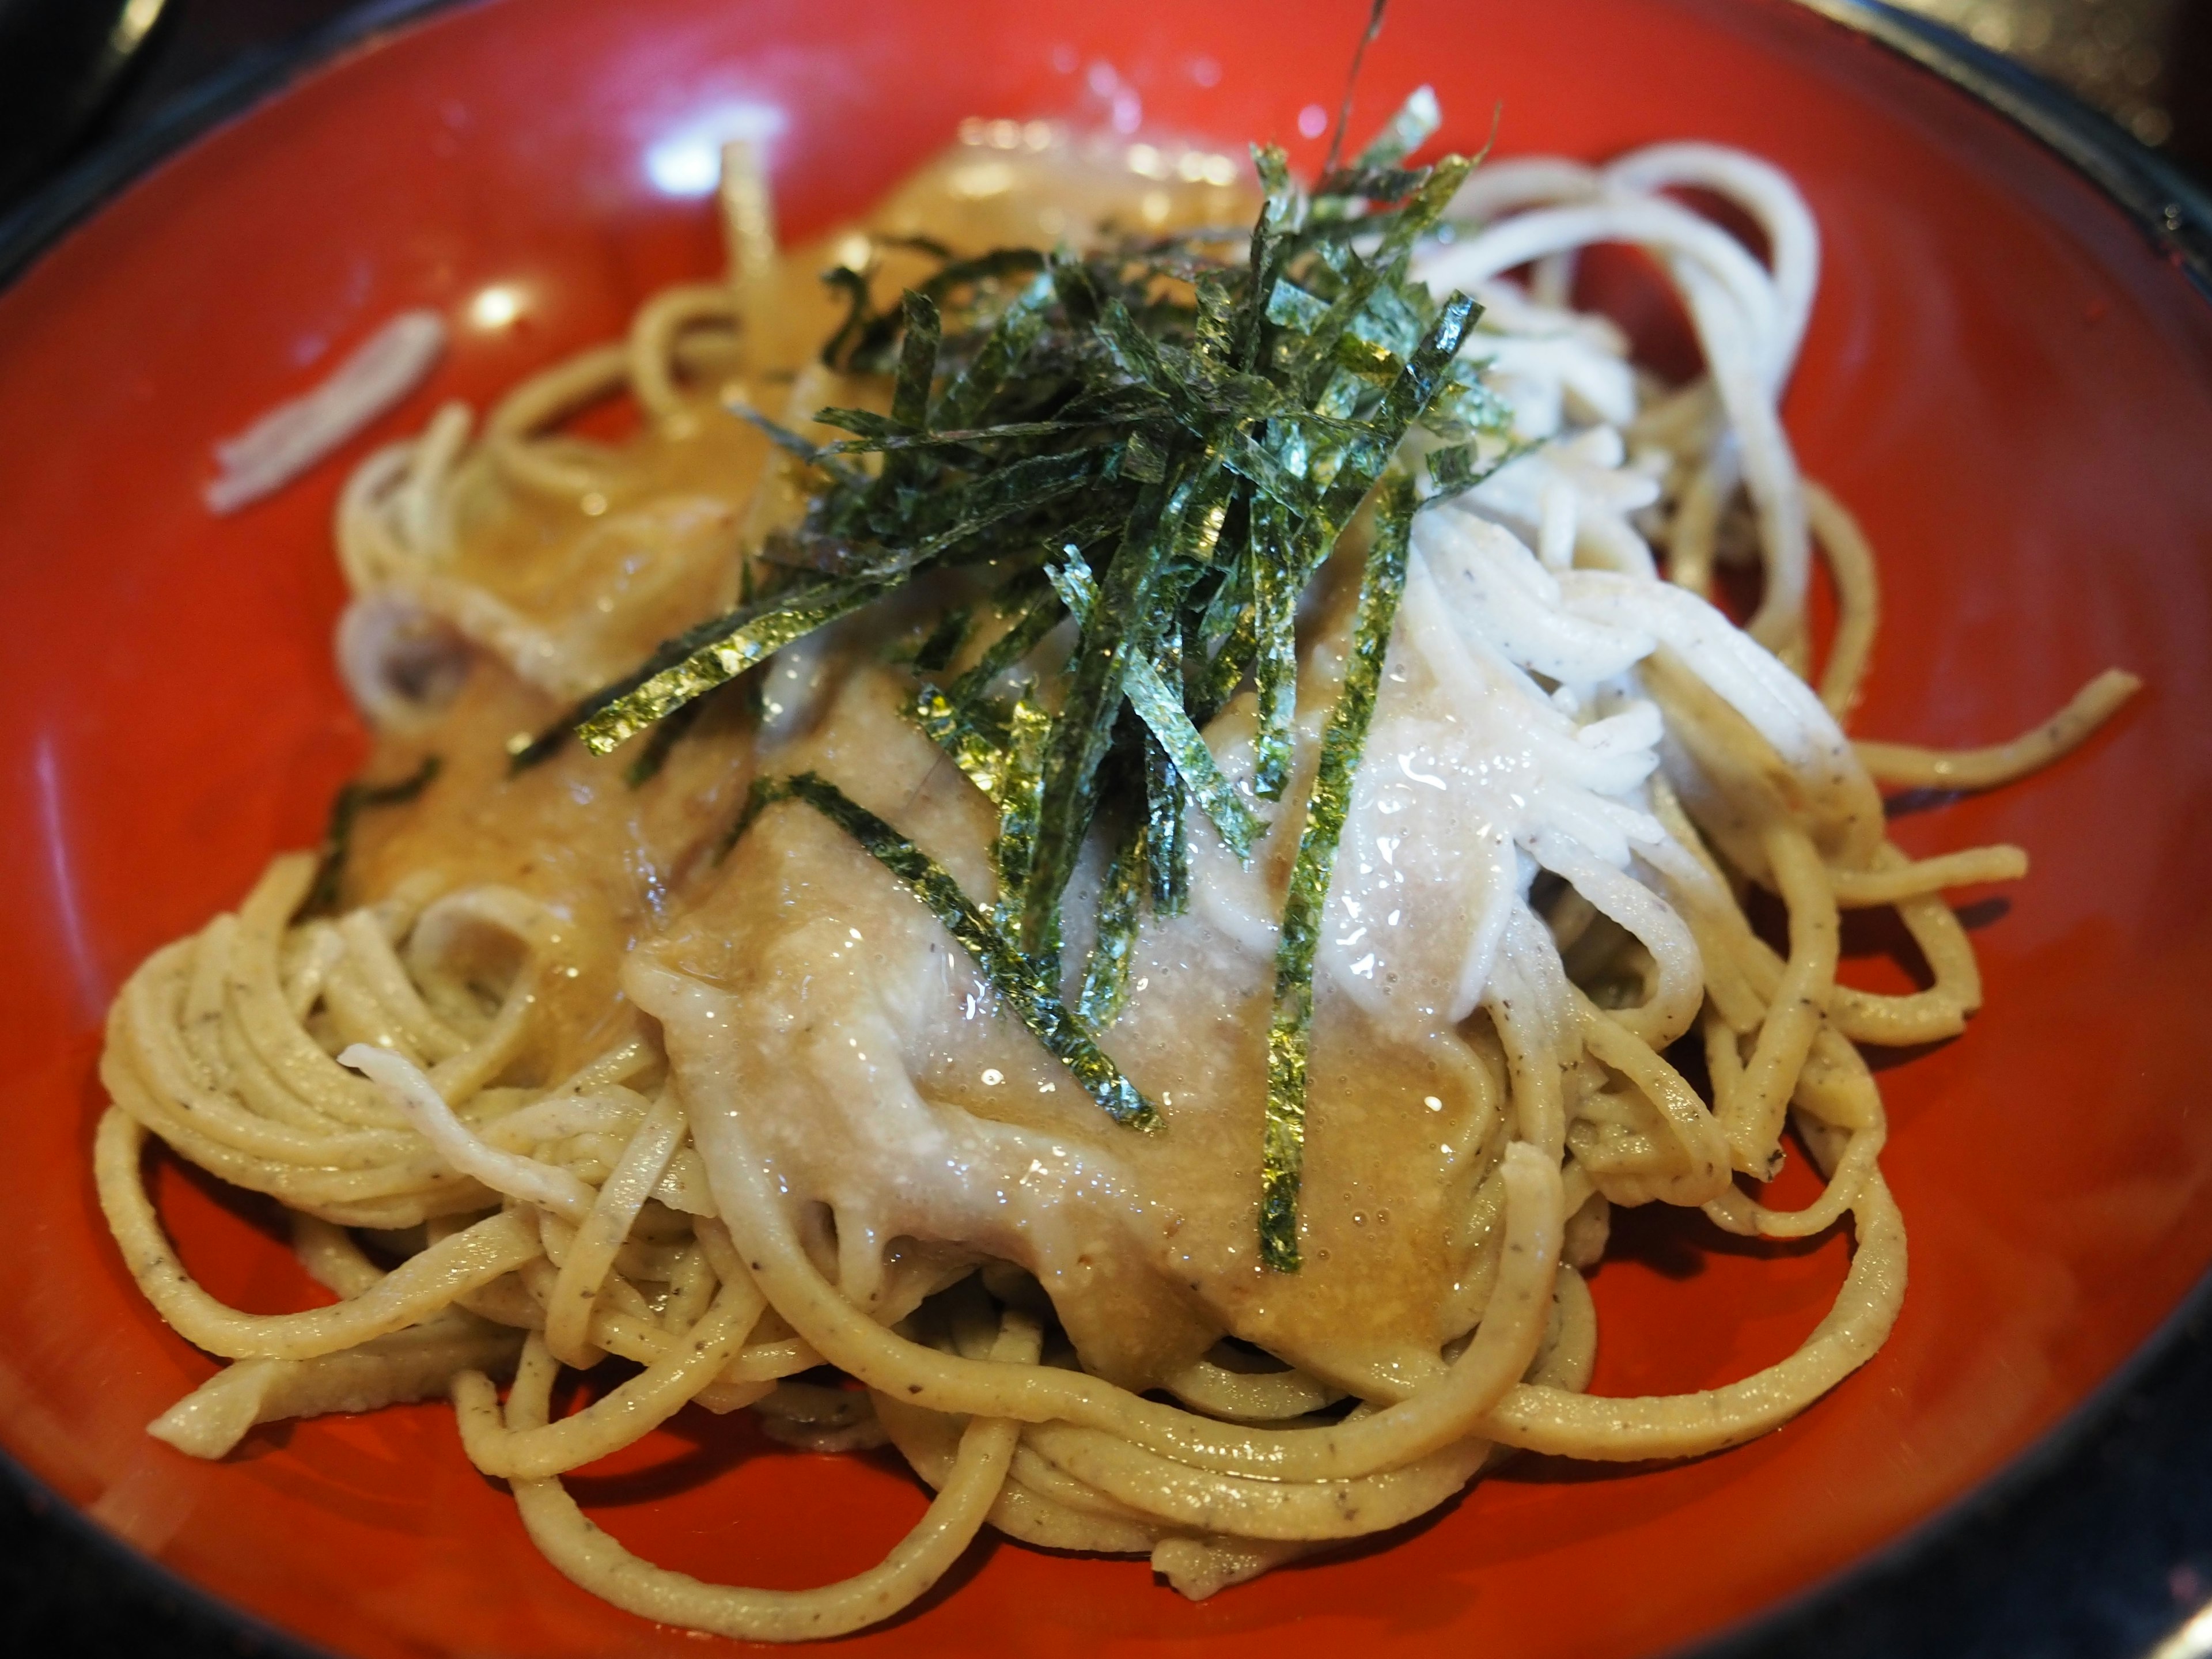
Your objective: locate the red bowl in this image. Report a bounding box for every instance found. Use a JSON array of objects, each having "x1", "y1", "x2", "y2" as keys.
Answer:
[{"x1": 2, "y1": 1, "x2": 2209, "y2": 1654}]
